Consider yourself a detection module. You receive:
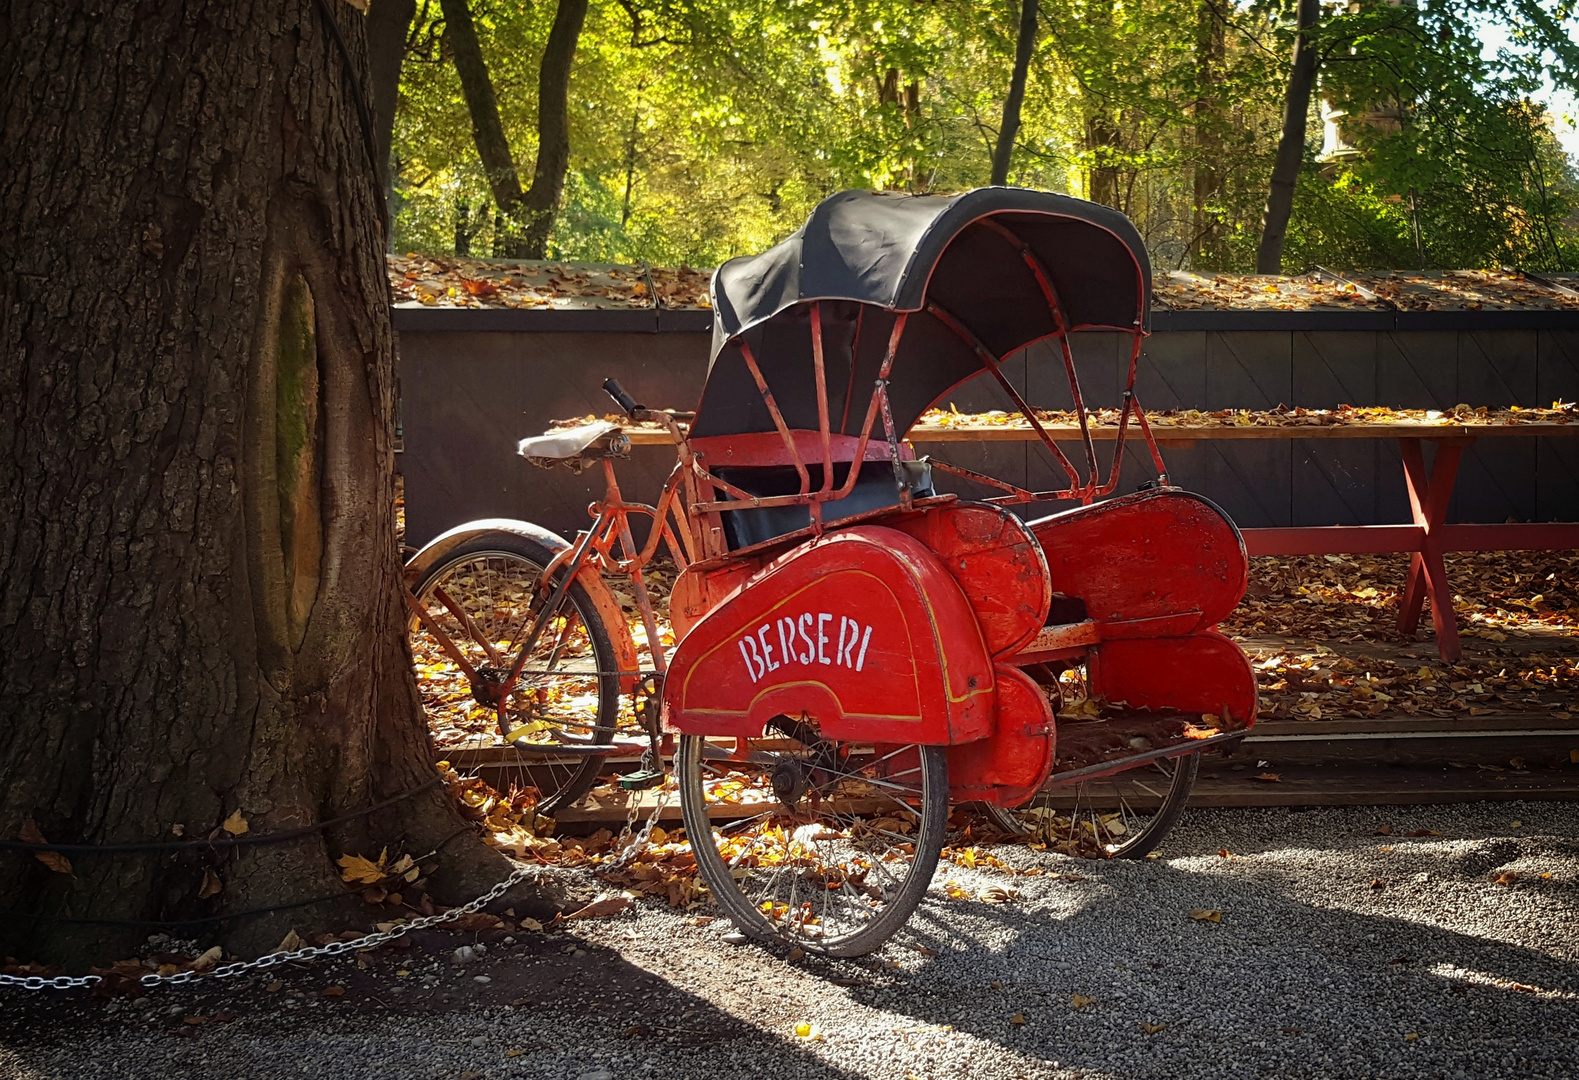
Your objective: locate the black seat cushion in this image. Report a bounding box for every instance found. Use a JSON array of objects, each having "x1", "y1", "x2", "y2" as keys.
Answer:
[{"x1": 713, "y1": 459, "x2": 935, "y2": 549}]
